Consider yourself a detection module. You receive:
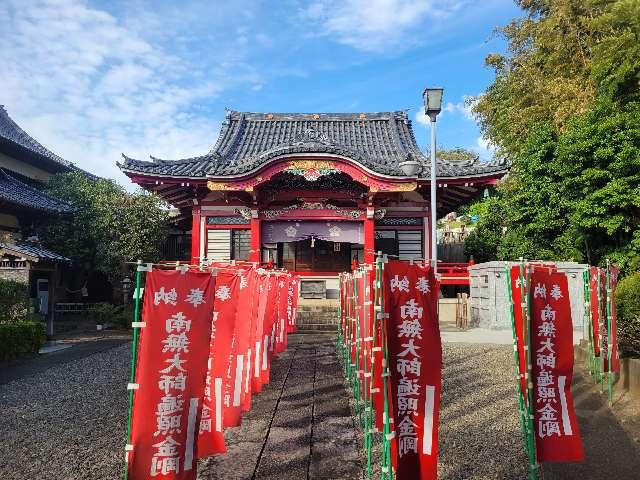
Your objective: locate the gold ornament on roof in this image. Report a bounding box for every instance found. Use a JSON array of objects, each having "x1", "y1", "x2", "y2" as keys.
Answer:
[
  {"x1": 286, "y1": 160, "x2": 337, "y2": 171},
  {"x1": 388, "y1": 181, "x2": 418, "y2": 192},
  {"x1": 207, "y1": 181, "x2": 229, "y2": 191}
]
